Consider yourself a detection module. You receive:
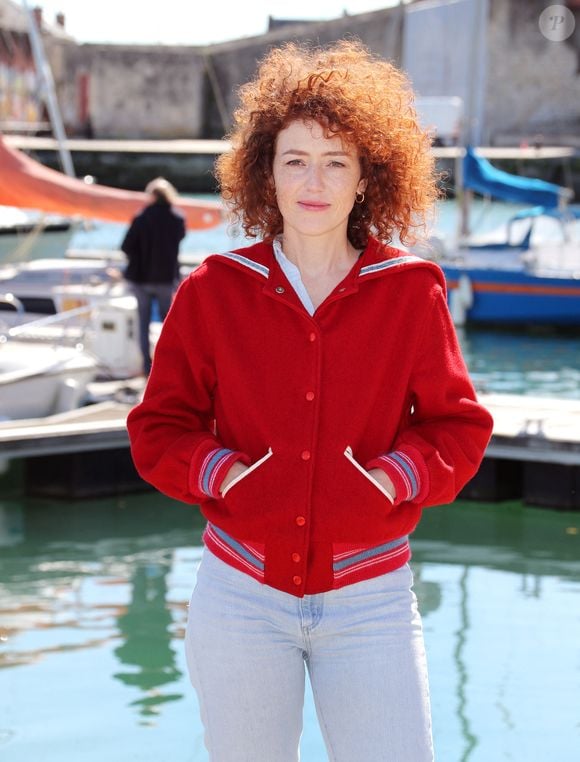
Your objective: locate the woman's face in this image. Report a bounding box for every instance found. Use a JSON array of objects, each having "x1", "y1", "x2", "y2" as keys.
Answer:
[{"x1": 272, "y1": 119, "x2": 366, "y2": 242}]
